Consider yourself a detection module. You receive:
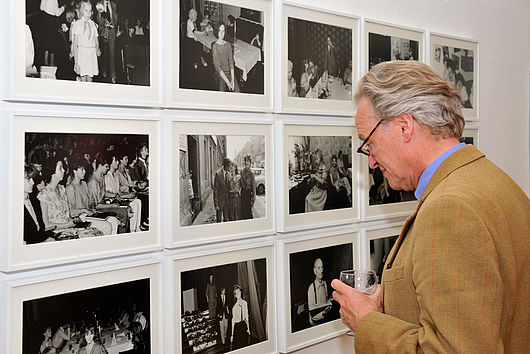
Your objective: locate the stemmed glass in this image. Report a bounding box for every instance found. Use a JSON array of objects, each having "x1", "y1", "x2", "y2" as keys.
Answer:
[{"x1": 339, "y1": 269, "x2": 377, "y2": 336}]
